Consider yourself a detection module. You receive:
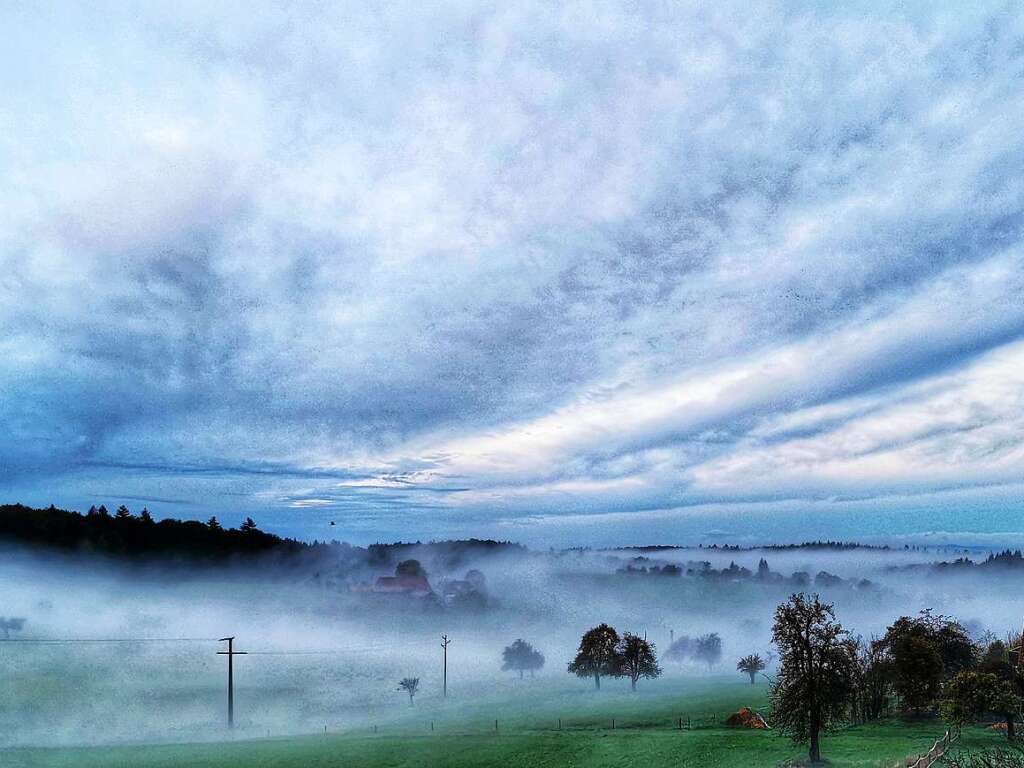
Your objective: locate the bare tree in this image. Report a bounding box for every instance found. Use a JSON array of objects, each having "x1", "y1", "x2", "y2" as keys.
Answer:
[{"x1": 398, "y1": 677, "x2": 420, "y2": 706}]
